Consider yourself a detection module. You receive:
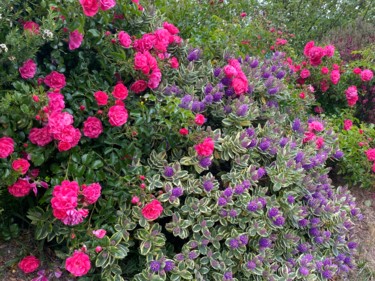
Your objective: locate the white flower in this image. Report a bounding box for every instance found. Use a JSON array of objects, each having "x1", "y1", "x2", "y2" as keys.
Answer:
[
  {"x1": 0, "y1": 43, "x2": 8, "y2": 53},
  {"x1": 42, "y1": 29, "x2": 54, "y2": 39}
]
